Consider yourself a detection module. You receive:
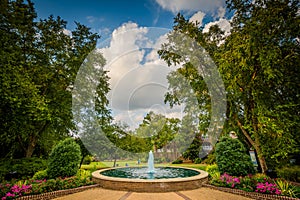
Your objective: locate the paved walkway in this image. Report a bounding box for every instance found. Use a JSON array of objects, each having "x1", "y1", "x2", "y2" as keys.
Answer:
[{"x1": 54, "y1": 187, "x2": 254, "y2": 200}]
